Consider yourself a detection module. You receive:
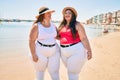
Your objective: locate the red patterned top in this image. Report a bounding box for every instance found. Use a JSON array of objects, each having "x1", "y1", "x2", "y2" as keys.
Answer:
[{"x1": 59, "y1": 26, "x2": 81, "y2": 44}]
